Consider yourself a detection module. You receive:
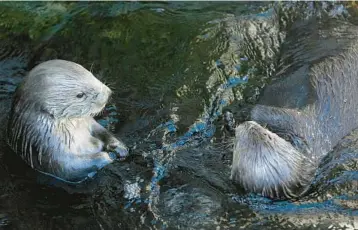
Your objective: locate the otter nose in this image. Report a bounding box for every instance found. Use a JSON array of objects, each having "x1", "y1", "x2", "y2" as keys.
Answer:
[{"x1": 96, "y1": 91, "x2": 110, "y2": 105}]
